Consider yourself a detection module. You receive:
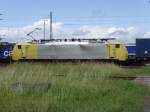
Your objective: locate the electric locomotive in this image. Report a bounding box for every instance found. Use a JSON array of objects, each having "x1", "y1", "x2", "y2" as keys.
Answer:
[{"x1": 12, "y1": 39, "x2": 128, "y2": 62}]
